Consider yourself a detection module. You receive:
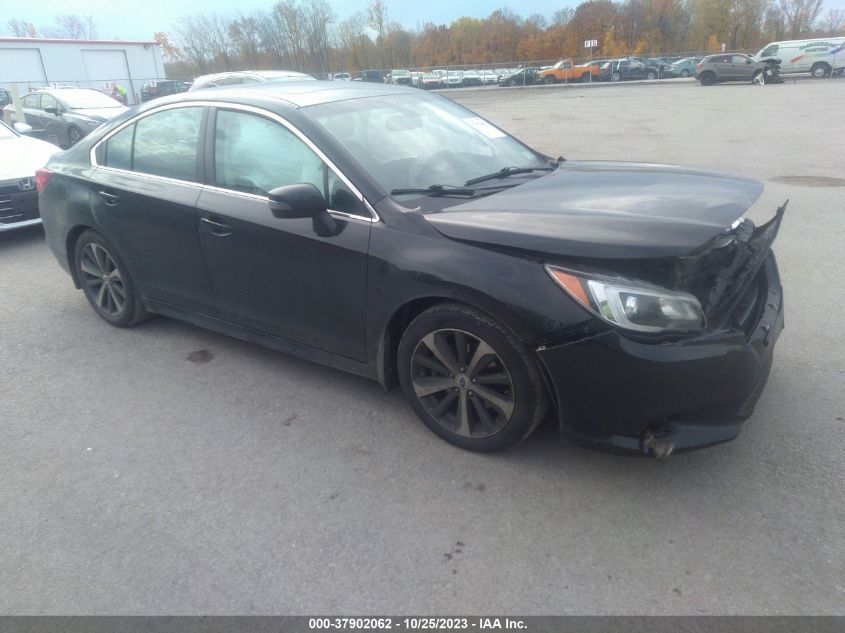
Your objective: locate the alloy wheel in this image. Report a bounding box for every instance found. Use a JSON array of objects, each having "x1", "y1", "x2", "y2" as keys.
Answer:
[
  {"x1": 68, "y1": 127, "x2": 81, "y2": 145},
  {"x1": 410, "y1": 329, "x2": 514, "y2": 439},
  {"x1": 79, "y1": 242, "x2": 126, "y2": 316}
]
